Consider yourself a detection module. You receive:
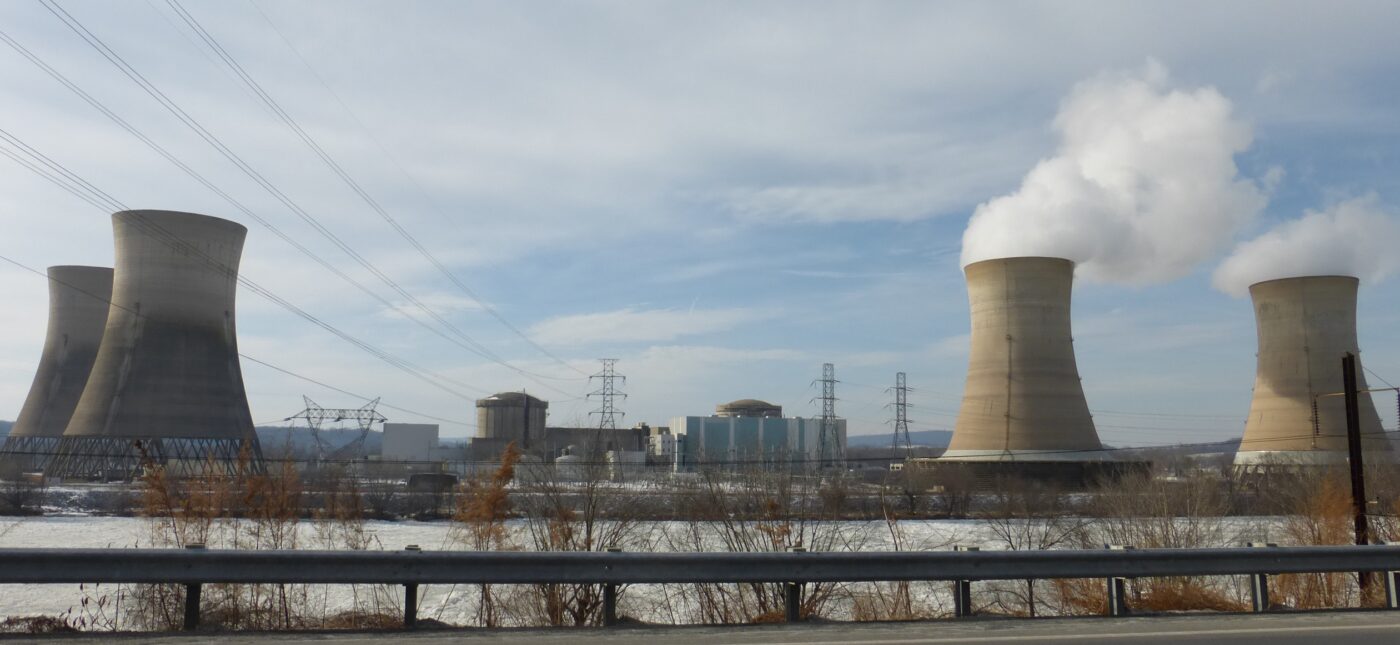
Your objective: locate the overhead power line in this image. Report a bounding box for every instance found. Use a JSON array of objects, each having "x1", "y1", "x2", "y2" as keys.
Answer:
[
  {"x1": 0, "y1": 132, "x2": 482, "y2": 406},
  {"x1": 34, "y1": 0, "x2": 582, "y2": 398},
  {"x1": 166, "y1": 0, "x2": 587, "y2": 380},
  {"x1": 0, "y1": 24, "x2": 541, "y2": 390},
  {"x1": 0, "y1": 251, "x2": 472, "y2": 428}
]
